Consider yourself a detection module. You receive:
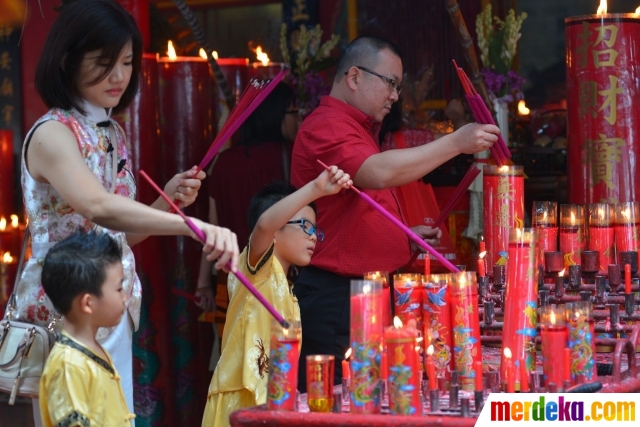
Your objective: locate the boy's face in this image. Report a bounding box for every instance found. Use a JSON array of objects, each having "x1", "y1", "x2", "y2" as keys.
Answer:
[
  {"x1": 275, "y1": 206, "x2": 318, "y2": 267},
  {"x1": 93, "y1": 262, "x2": 127, "y2": 328}
]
